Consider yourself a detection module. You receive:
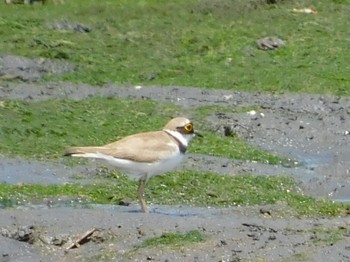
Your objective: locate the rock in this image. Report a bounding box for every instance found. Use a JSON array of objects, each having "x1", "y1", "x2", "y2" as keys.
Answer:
[
  {"x1": 268, "y1": 234, "x2": 277, "y2": 241},
  {"x1": 51, "y1": 234, "x2": 69, "y2": 246},
  {"x1": 256, "y1": 37, "x2": 285, "y2": 50},
  {"x1": 119, "y1": 198, "x2": 132, "y2": 206},
  {"x1": 259, "y1": 207, "x2": 272, "y2": 216},
  {"x1": 1, "y1": 225, "x2": 36, "y2": 244},
  {"x1": 223, "y1": 125, "x2": 236, "y2": 137}
]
